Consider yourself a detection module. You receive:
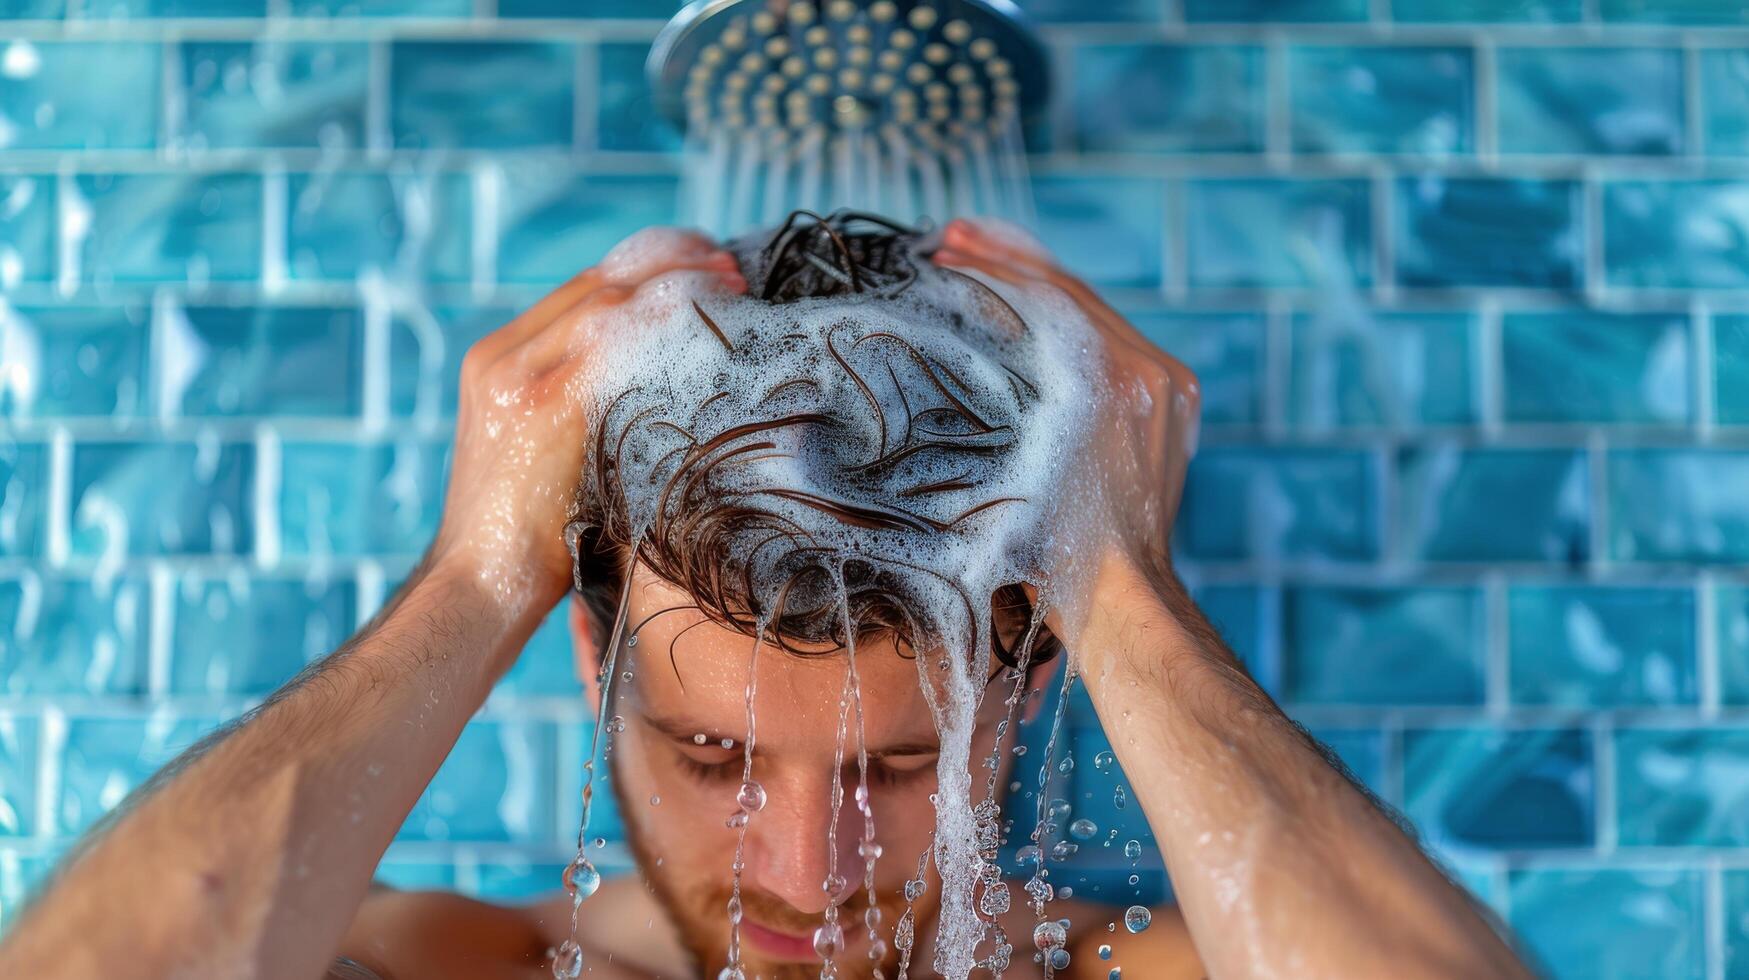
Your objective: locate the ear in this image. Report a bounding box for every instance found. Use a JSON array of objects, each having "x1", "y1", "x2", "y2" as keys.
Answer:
[{"x1": 569, "y1": 595, "x2": 604, "y2": 717}]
